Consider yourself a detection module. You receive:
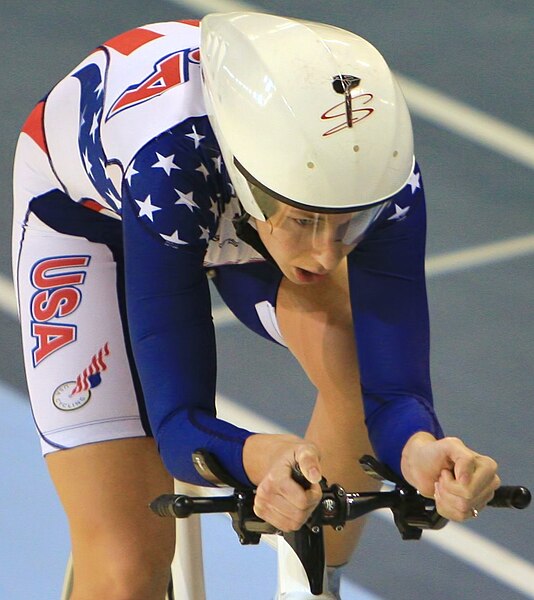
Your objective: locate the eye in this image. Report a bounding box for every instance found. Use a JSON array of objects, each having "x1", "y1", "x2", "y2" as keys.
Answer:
[{"x1": 291, "y1": 217, "x2": 316, "y2": 227}]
